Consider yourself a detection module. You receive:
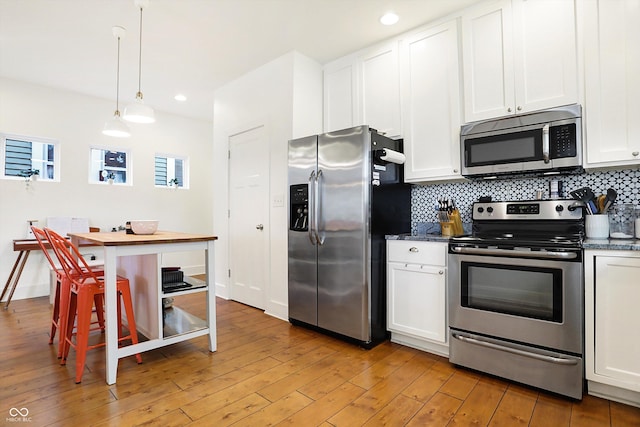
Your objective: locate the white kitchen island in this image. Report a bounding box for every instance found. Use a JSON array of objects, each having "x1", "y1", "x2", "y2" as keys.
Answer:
[{"x1": 69, "y1": 230, "x2": 218, "y2": 385}]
